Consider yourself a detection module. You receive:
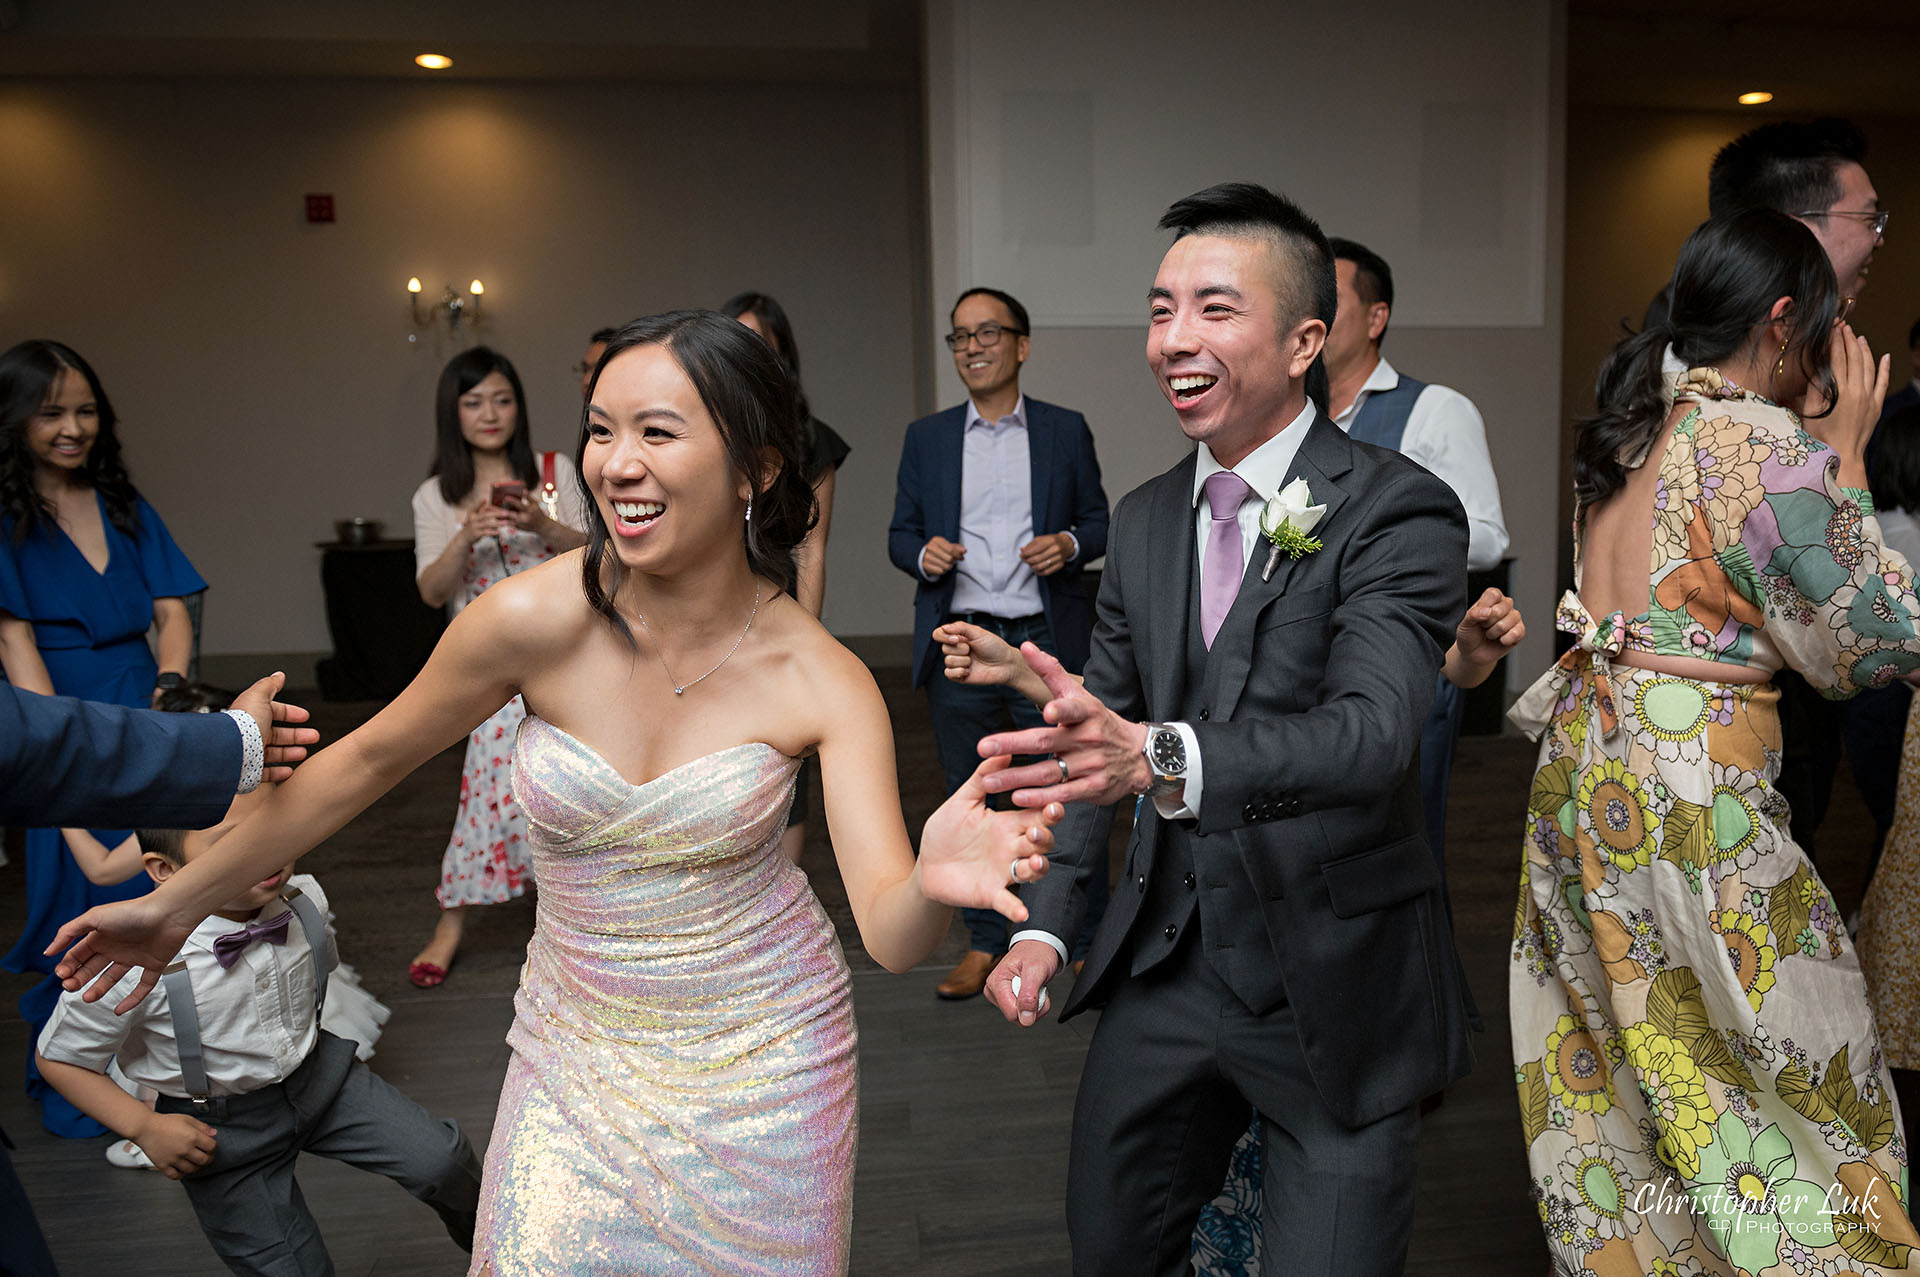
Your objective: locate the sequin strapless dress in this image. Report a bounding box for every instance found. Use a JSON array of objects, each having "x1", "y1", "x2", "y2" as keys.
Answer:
[{"x1": 470, "y1": 718, "x2": 856, "y2": 1275}]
